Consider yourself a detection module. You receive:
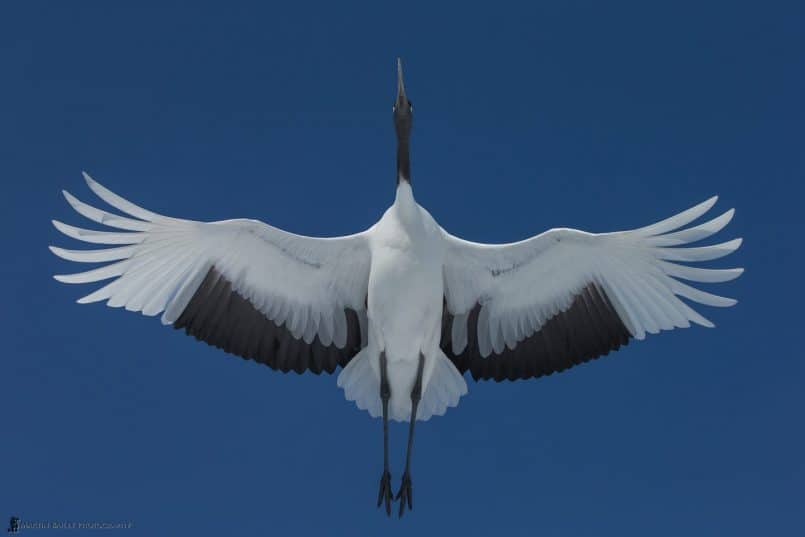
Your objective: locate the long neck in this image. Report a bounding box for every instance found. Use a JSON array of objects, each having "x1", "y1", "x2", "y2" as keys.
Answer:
[
  {"x1": 393, "y1": 154, "x2": 419, "y2": 229},
  {"x1": 396, "y1": 137, "x2": 410, "y2": 184},
  {"x1": 394, "y1": 180, "x2": 418, "y2": 223}
]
